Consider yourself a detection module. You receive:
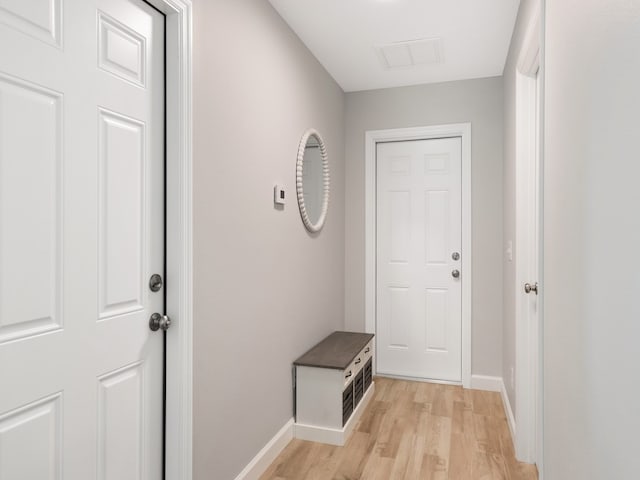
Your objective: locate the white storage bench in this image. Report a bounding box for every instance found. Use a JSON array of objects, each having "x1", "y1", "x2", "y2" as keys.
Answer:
[{"x1": 293, "y1": 331, "x2": 375, "y2": 446}]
